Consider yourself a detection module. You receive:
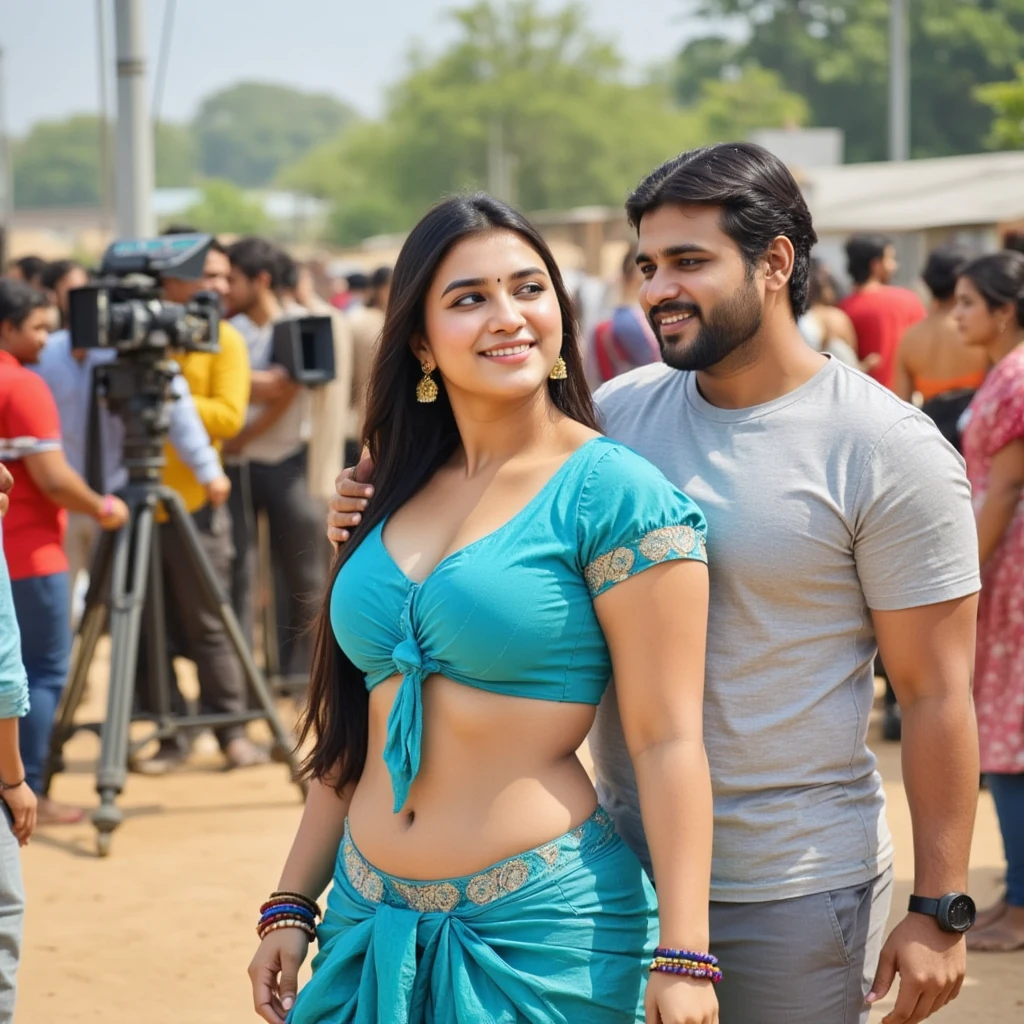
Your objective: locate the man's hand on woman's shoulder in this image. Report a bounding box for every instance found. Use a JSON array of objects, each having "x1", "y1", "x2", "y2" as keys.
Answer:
[{"x1": 327, "y1": 455, "x2": 376, "y2": 546}]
